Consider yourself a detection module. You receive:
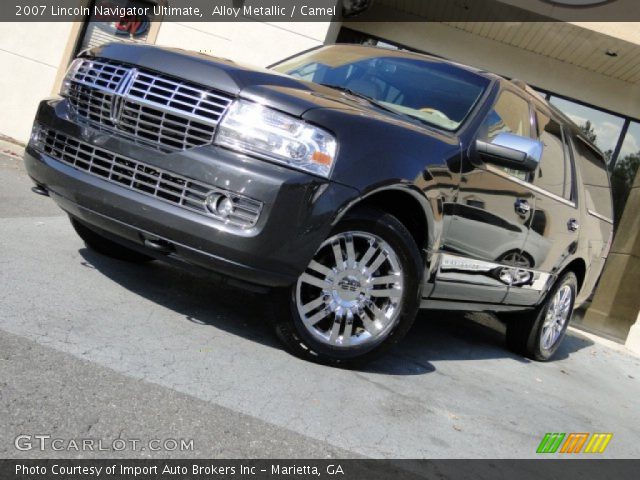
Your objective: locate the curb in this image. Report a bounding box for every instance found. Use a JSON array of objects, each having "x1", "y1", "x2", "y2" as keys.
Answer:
[
  {"x1": 0, "y1": 136, "x2": 25, "y2": 160},
  {"x1": 568, "y1": 326, "x2": 640, "y2": 359}
]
